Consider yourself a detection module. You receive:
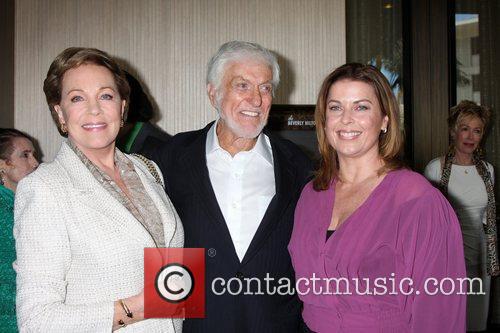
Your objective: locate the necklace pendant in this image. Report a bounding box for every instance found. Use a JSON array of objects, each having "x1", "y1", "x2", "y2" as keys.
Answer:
[{"x1": 465, "y1": 169, "x2": 469, "y2": 174}]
